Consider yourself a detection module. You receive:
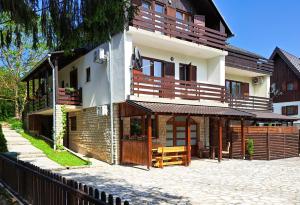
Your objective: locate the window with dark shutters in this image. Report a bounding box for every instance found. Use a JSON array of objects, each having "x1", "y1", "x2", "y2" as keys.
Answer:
[
  {"x1": 189, "y1": 65, "x2": 197, "y2": 82},
  {"x1": 179, "y1": 64, "x2": 197, "y2": 82},
  {"x1": 282, "y1": 105, "x2": 298, "y2": 115},
  {"x1": 242, "y1": 83, "x2": 249, "y2": 96}
]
